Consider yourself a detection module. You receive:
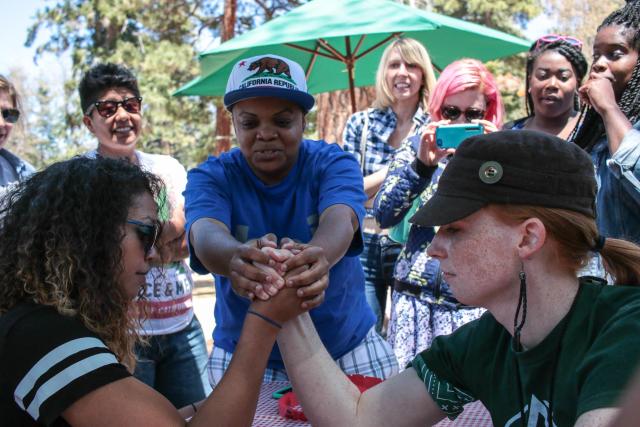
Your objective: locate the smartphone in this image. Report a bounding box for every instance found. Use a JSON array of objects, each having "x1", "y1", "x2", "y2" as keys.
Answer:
[{"x1": 435, "y1": 123, "x2": 483, "y2": 149}]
